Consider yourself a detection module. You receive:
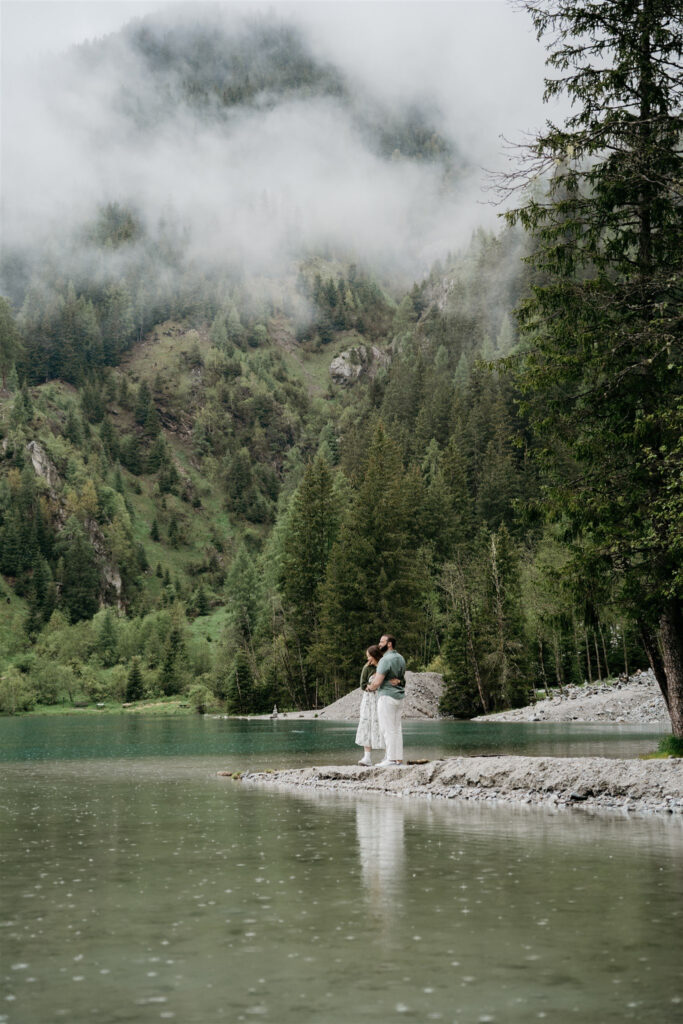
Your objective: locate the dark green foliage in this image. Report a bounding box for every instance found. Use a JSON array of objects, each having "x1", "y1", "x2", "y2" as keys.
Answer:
[
  {"x1": 126, "y1": 657, "x2": 145, "y2": 702},
  {"x1": 96, "y1": 609, "x2": 119, "y2": 667},
  {"x1": 158, "y1": 610, "x2": 187, "y2": 695},
  {"x1": 0, "y1": 298, "x2": 23, "y2": 390},
  {"x1": 505, "y1": 0, "x2": 683, "y2": 735},
  {"x1": 280, "y1": 456, "x2": 340, "y2": 643},
  {"x1": 224, "y1": 648, "x2": 255, "y2": 715},
  {"x1": 57, "y1": 518, "x2": 100, "y2": 623},
  {"x1": 313, "y1": 424, "x2": 431, "y2": 696},
  {"x1": 194, "y1": 584, "x2": 209, "y2": 617}
]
